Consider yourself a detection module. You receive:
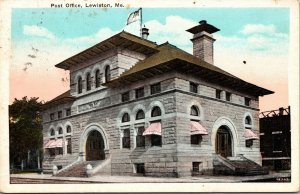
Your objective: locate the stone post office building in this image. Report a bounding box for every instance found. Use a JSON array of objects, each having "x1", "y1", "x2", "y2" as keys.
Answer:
[{"x1": 42, "y1": 20, "x2": 273, "y2": 177}]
